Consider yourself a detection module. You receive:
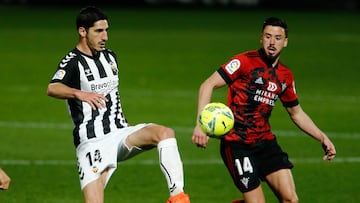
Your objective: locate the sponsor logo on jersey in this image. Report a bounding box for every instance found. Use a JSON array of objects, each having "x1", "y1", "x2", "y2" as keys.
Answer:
[
  {"x1": 225, "y1": 59, "x2": 240, "y2": 74},
  {"x1": 90, "y1": 80, "x2": 118, "y2": 93},
  {"x1": 52, "y1": 69, "x2": 66, "y2": 80},
  {"x1": 253, "y1": 82, "x2": 279, "y2": 106},
  {"x1": 267, "y1": 81, "x2": 278, "y2": 92}
]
